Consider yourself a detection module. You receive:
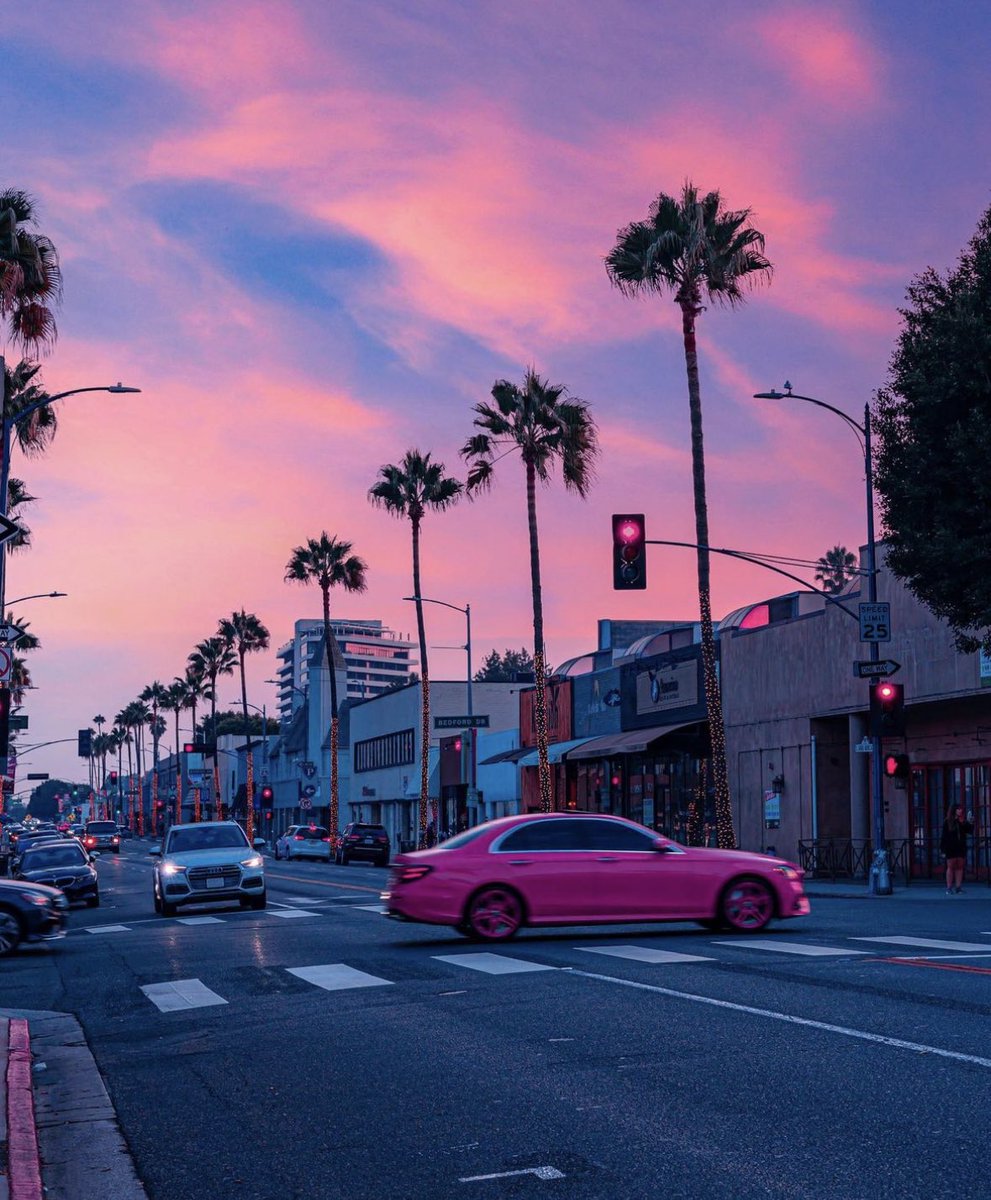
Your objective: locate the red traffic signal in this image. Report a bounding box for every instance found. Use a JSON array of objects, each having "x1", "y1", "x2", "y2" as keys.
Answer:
[
  {"x1": 260, "y1": 785, "x2": 274, "y2": 804},
  {"x1": 869, "y1": 681, "x2": 905, "y2": 737},
  {"x1": 612, "y1": 513, "x2": 647, "y2": 590}
]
